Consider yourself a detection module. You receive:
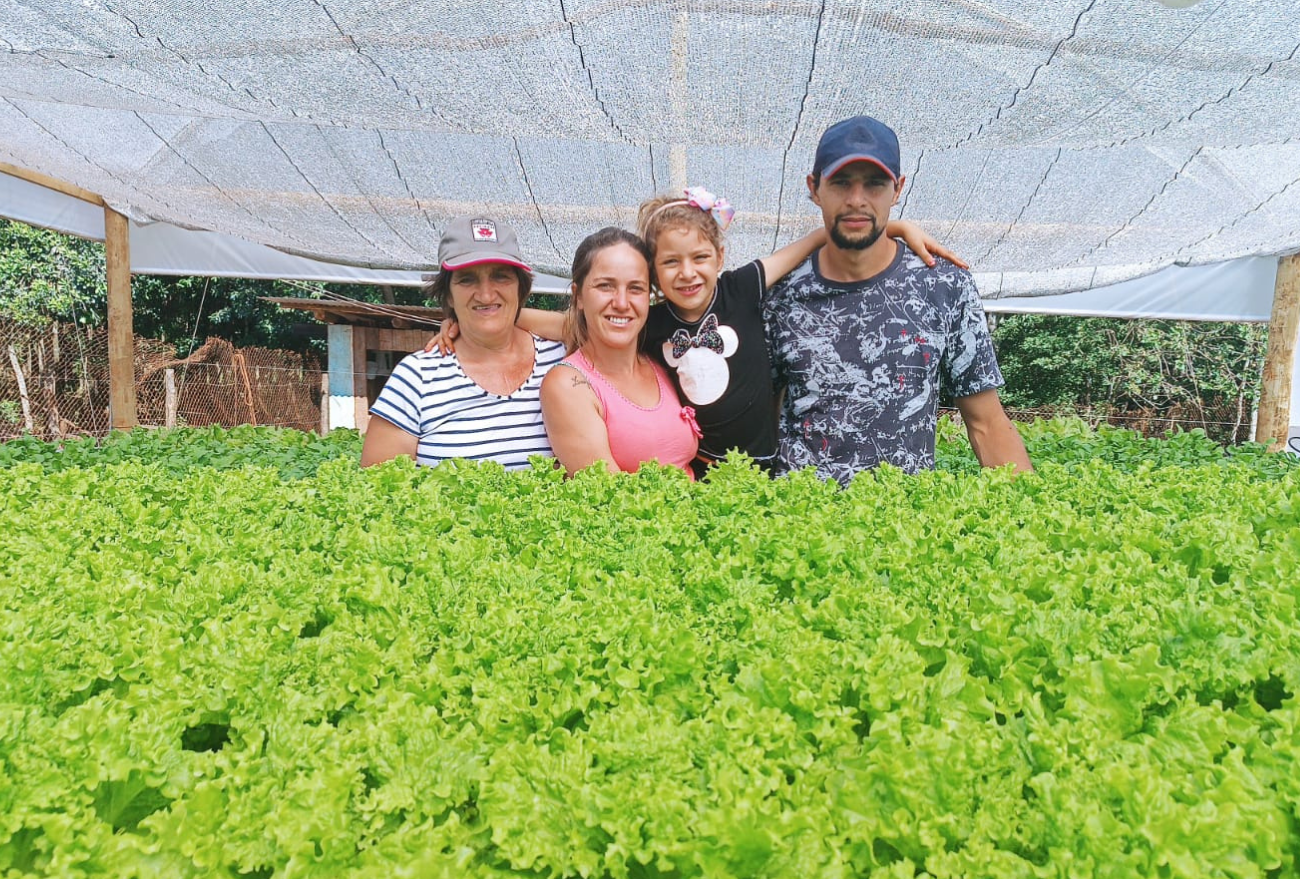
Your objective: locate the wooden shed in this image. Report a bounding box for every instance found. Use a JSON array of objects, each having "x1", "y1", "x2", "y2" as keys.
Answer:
[{"x1": 263, "y1": 297, "x2": 443, "y2": 434}]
